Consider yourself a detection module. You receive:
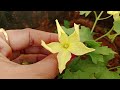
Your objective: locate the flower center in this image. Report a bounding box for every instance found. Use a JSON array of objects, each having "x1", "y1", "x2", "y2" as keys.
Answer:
[{"x1": 63, "y1": 44, "x2": 69, "y2": 49}]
